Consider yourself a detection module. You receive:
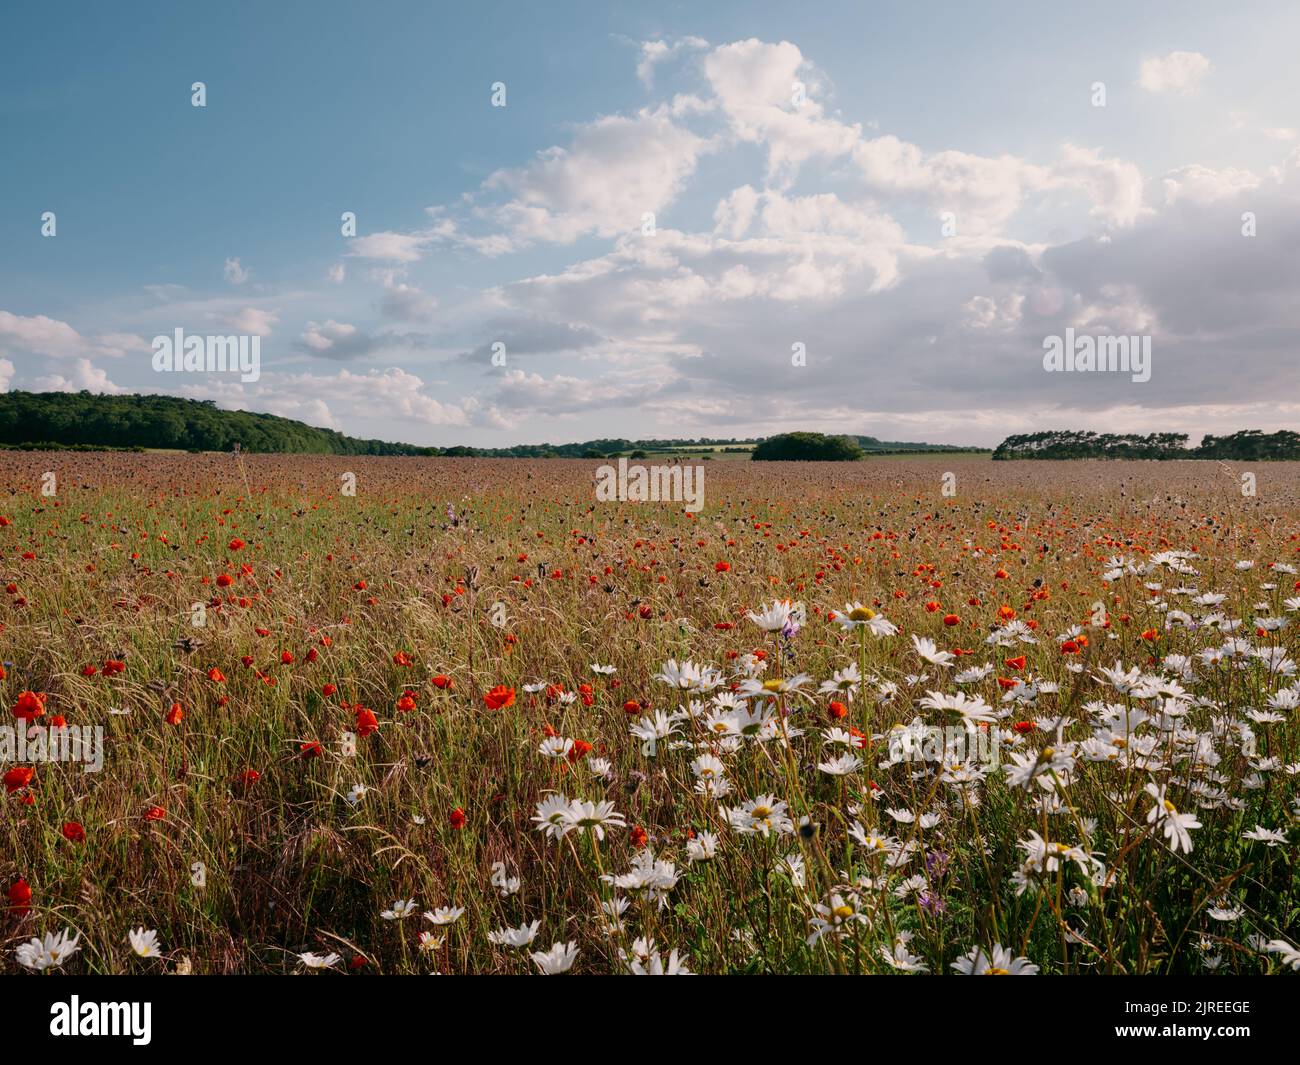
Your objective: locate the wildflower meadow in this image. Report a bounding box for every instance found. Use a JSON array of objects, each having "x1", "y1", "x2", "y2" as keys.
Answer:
[{"x1": 2, "y1": 451, "x2": 1296, "y2": 976}]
